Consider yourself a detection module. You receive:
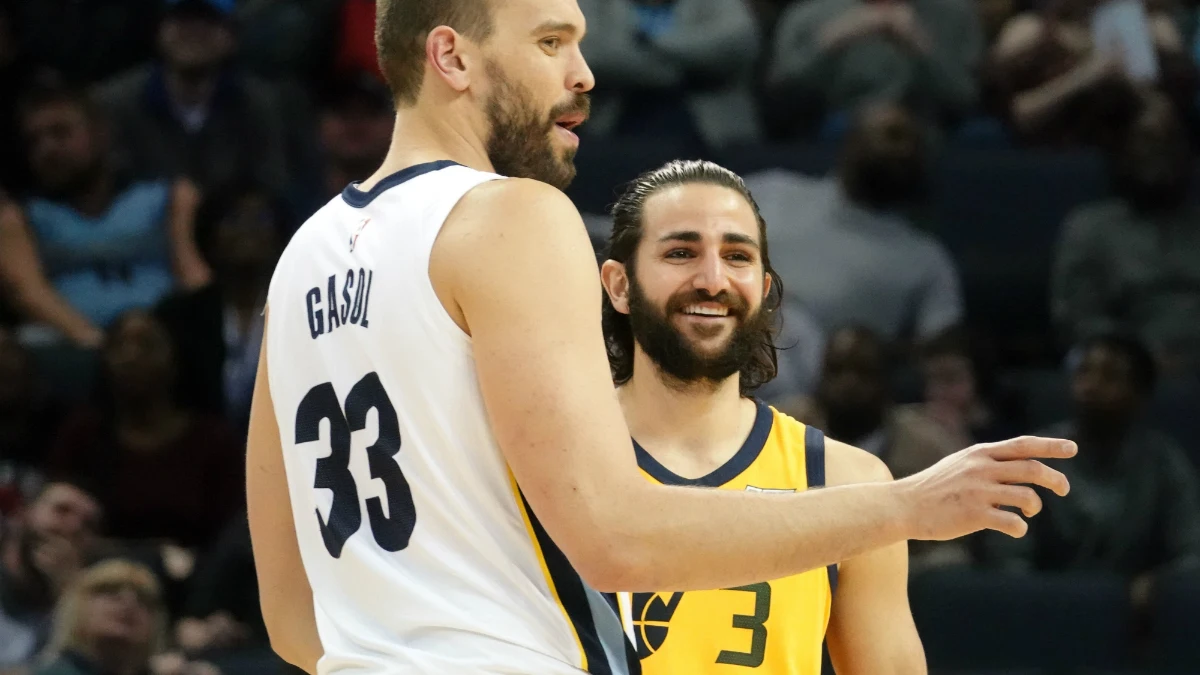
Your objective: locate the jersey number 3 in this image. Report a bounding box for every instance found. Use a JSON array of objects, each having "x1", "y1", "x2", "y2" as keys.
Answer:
[{"x1": 295, "y1": 372, "x2": 416, "y2": 558}]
